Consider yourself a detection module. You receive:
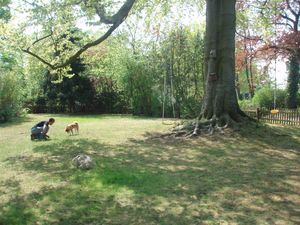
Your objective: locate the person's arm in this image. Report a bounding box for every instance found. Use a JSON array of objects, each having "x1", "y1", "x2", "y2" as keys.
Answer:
[{"x1": 42, "y1": 124, "x2": 49, "y2": 135}]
